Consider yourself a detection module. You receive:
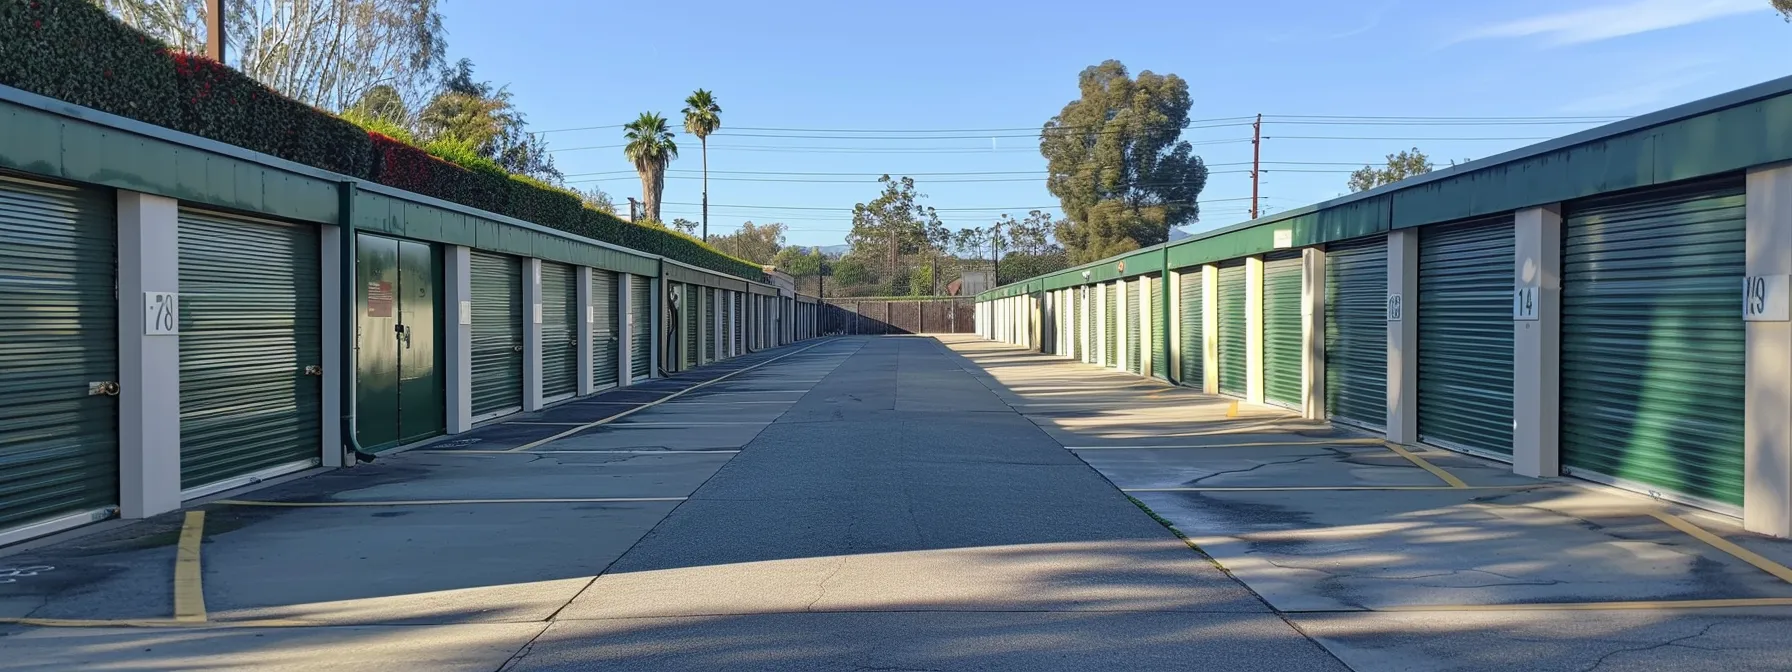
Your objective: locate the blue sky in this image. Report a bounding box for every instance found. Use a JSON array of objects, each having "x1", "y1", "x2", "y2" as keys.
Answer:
[{"x1": 443, "y1": 0, "x2": 1792, "y2": 249}]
